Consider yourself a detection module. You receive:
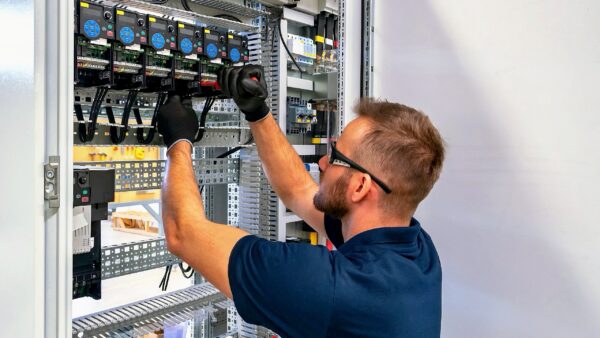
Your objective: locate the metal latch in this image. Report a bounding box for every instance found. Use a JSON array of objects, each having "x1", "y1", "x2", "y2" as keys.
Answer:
[{"x1": 44, "y1": 155, "x2": 60, "y2": 208}]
